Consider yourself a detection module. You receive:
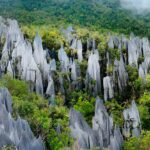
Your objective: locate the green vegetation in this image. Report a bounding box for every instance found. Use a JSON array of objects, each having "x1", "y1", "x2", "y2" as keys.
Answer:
[
  {"x1": 0, "y1": 75, "x2": 73, "y2": 150},
  {"x1": 73, "y1": 91, "x2": 95, "y2": 125},
  {"x1": 0, "y1": 24, "x2": 150, "y2": 149},
  {"x1": 123, "y1": 74, "x2": 150, "y2": 150},
  {"x1": 123, "y1": 131, "x2": 150, "y2": 150},
  {"x1": 138, "y1": 92, "x2": 150, "y2": 130},
  {"x1": 105, "y1": 99, "x2": 124, "y2": 126},
  {"x1": 0, "y1": 1, "x2": 150, "y2": 149},
  {"x1": 0, "y1": 0, "x2": 150, "y2": 38},
  {"x1": 2, "y1": 146, "x2": 15, "y2": 150},
  {"x1": 22, "y1": 25, "x2": 65, "y2": 49}
]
